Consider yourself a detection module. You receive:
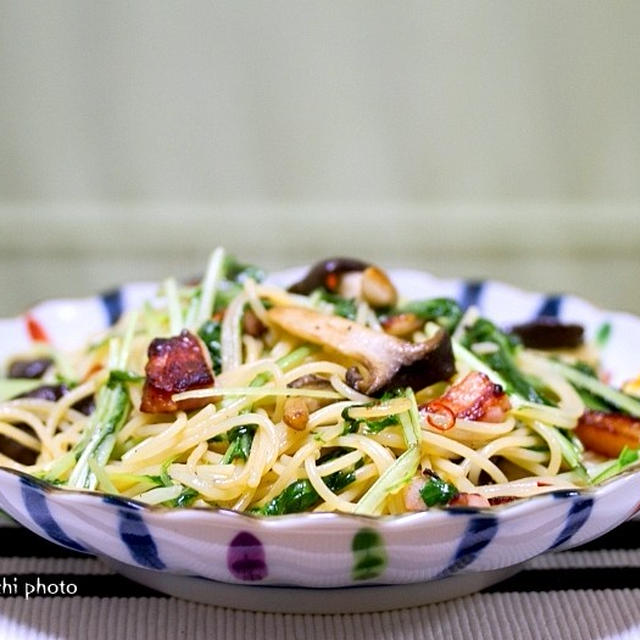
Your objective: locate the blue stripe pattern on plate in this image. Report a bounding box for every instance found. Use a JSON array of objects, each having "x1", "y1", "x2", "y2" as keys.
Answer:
[
  {"x1": 106, "y1": 498, "x2": 166, "y2": 570},
  {"x1": 101, "y1": 288, "x2": 124, "y2": 326},
  {"x1": 549, "y1": 497, "x2": 594, "y2": 550},
  {"x1": 436, "y1": 516, "x2": 498, "y2": 579},
  {"x1": 459, "y1": 281, "x2": 484, "y2": 311},
  {"x1": 536, "y1": 295, "x2": 563, "y2": 318},
  {"x1": 20, "y1": 476, "x2": 87, "y2": 553}
]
